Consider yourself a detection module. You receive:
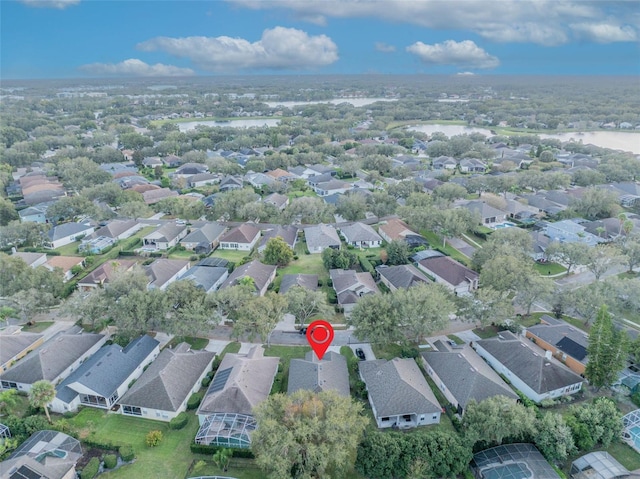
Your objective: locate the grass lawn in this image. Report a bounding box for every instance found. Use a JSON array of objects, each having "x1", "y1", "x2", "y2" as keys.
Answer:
[
  {"x1": 516, "y1": 315, "x2": 542, "y2": 328},
  {"x1": 68, "y1": 408, "x2": 200, "y2": 479},
  {"x1": 472, "y1": 325, "x2": 500, "y2": 339},
  {"x1": 186, "y1": 458, "x2": 265, "y2": 479},
  {"x1": 264, "y1": 345, "x2": 310, "y2": 394},
  {"x1": 210, "y1": 249, "x2": 252, "y2": 264},
  {"x1": 54, "y1": 241, "x2": 82, "y2": 256},
  {"x1": 447, "y1": 334, "x2": 465, "y2": 345},
  {"x1": 371, "y1": 343, "x2": 405, "y2": 360},
  {"x1": 534, "y1": 261, "x2": 567, "y2": 276},
  {"x1": 529, "y1": 312, "x2": 591, "y2": 333},
  {"x1": 219, "y1": 342, "x2": 241, "y2": 356},
  {"x1": 167, "y1": 249, "x2": 197, "y2": 259},
  {"x1": 21, "y1": 321, "x2": 54, "y2": 333},
  {"x1": 288, "y1": 189, "x2": 318, "y2": 200},
  {"x1": 606, "y1": 441, "x2": 640, "y2": 470},
  {"x1": 279, "y1": 243, "x2": 327, "y2": 278},
  {"x1": 166, "y1": 336, "x2": 209, "y2": 350},
  {"x1": 419, "y1": 230, "x2": 471, "y2": 266}
]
